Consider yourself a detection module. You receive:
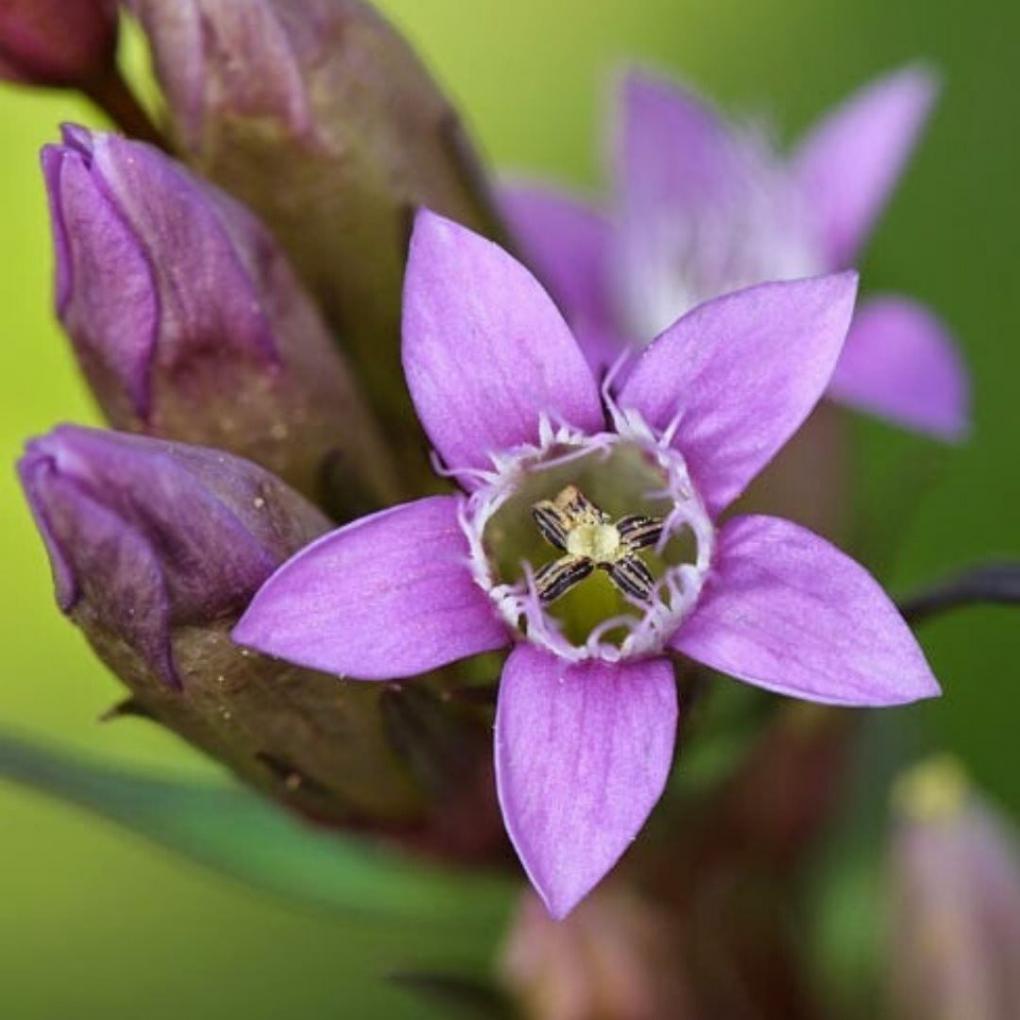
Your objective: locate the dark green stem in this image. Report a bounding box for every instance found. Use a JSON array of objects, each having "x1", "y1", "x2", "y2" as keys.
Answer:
[
  {"x1": 80, "y1": 65, "x2": 169, "y2": 150},
  {"x1": 899, "y1": 562, "x2": 1020, "y2": 625}
]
